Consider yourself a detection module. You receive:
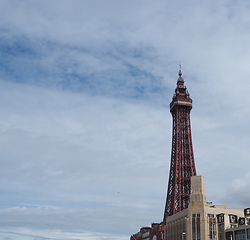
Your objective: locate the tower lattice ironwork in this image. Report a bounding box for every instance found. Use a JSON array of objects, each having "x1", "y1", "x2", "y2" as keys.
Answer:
[{"x1": 163, "y1": 69, "x2": 197, "y2": 223}]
